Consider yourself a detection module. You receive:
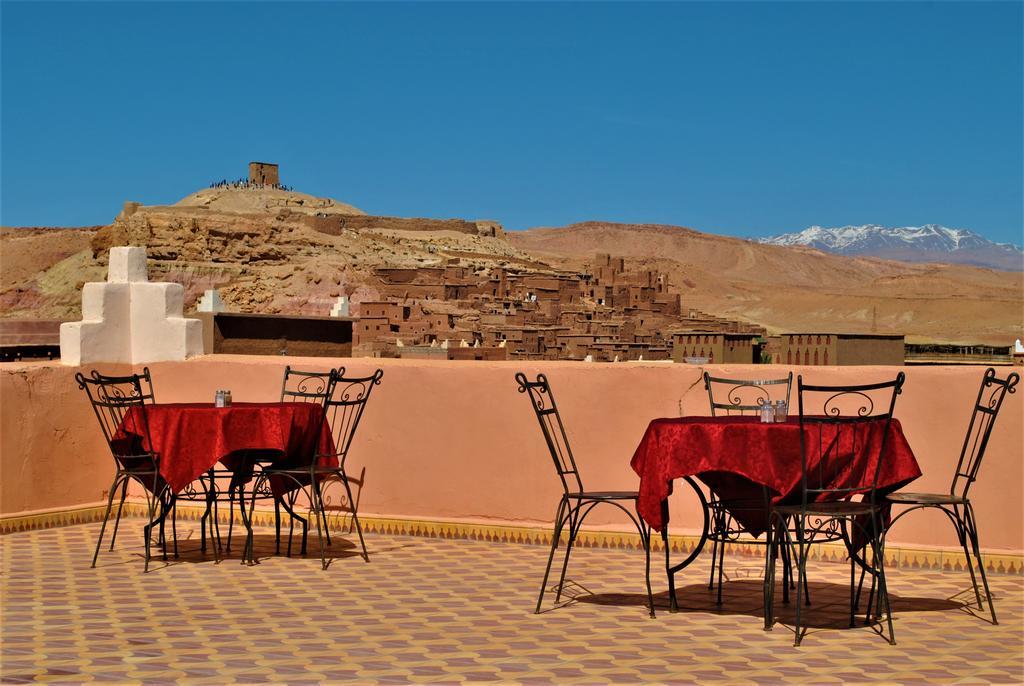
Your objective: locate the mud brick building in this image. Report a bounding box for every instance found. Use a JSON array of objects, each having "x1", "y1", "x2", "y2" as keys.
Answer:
[
  {"x1": 778, "y1": 333, "x2": 905, "y2": 366},
  {"x1": 352, "y1": 253, "x2": 766, "y2": 362},
  {"x1": 248, "y1": 161, "x2": 279, "y2": 186}
]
